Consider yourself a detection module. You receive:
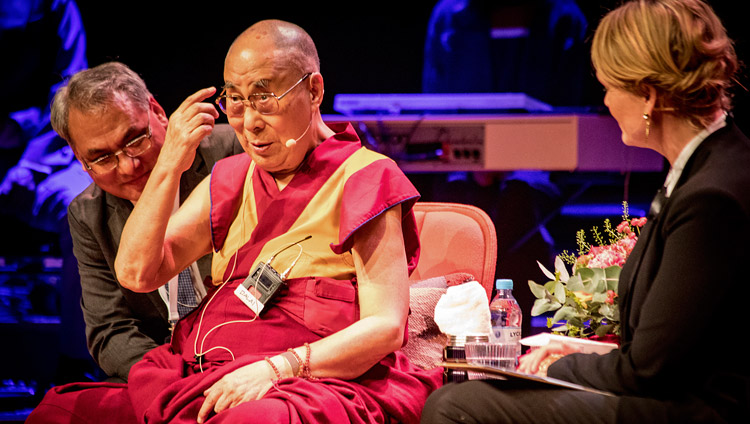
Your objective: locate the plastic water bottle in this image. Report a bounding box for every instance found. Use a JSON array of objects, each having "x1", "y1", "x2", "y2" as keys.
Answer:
[{"x1": 489, "y1": 279, "x2": 523, "y2": 366}]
